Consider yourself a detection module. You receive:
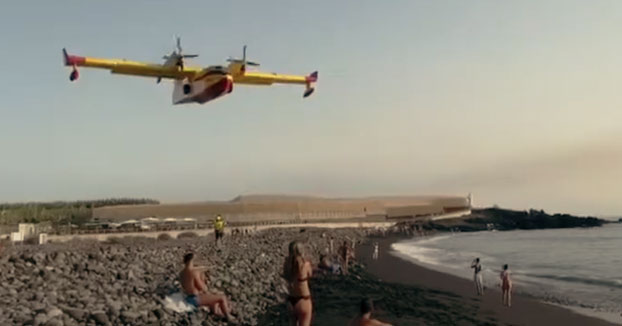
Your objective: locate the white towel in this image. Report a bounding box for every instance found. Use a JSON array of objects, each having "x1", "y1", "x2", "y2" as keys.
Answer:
[{"x1": 163, "y1": 292, "x2": 196, "y2": 313}]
